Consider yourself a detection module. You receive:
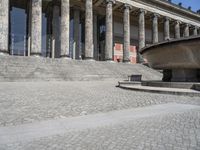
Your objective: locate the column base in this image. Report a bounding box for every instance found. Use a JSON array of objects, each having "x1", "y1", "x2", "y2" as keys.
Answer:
[
  {"x1": 105, "y1": 59, "x2": 115, "y2": 63},
  {"x1": 84, "y1": 57, "x2": 95, "y2": 61},
  {"x1": 164, "y1": 37, "x2": 171, "y2": 41},
  {"x1": 0, "y1": 50, "x2": 9, "y2": 56},
  {"x1": 60, "y1": 55, "x2": 71, "y2": 59},
  {"x1": 123, "y1": 60, "x2": 130, "y2": 63},
  {"x1": 31, "y1": 53, "x2": 42, "y2": 57}
]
